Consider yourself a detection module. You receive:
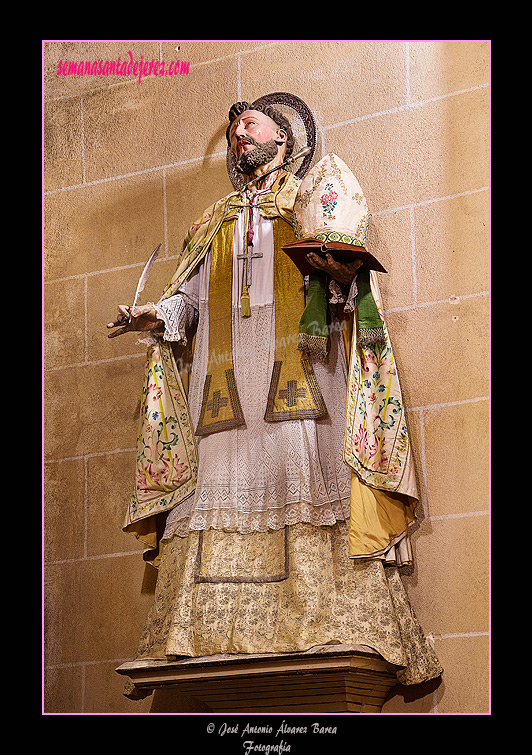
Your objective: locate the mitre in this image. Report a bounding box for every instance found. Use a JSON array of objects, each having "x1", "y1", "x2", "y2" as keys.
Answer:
[{"x1": 293, "y1": 153, "x2": 370, "y2": 246}]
